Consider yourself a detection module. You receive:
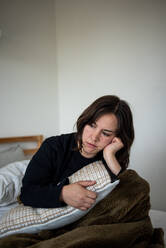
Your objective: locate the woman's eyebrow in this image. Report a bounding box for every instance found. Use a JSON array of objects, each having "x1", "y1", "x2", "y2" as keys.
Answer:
[{"x1": 103, "y1": 129, "x2": 116, "y2": 133}]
